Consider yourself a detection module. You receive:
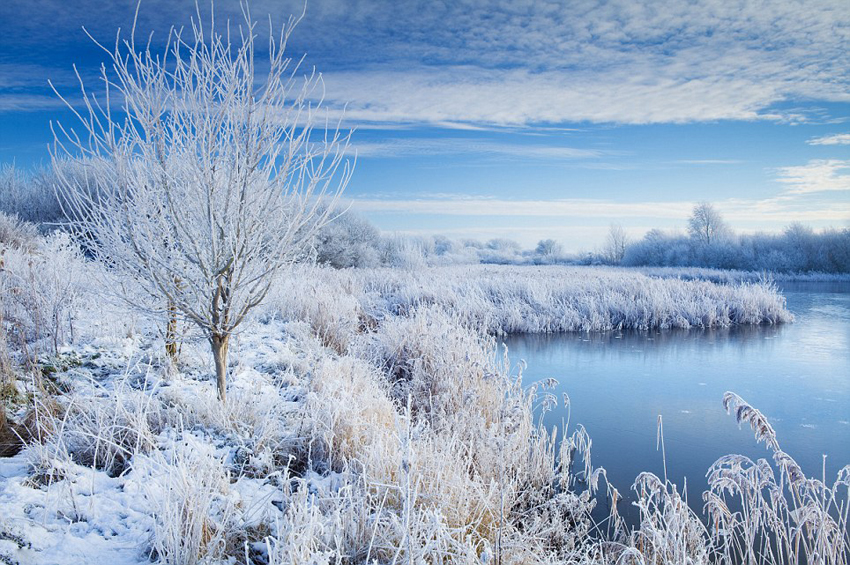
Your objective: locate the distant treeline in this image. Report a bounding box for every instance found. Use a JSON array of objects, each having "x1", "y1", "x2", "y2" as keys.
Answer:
[
  {"x1": 312, "y1": 201, "x2": 850, "y2": 273},
  {"x1": 2, "y1": 163, "x2": 848, "y2": 273},
  {"x1": 0, "y1": 162, "x2": 577, "y2": 268},
  {"x1": 619, "y1": 202, "x2": 849, "y2": 273},
  {"x1": 620, "y1": 224, "x2": 850, "y2": 273}
]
